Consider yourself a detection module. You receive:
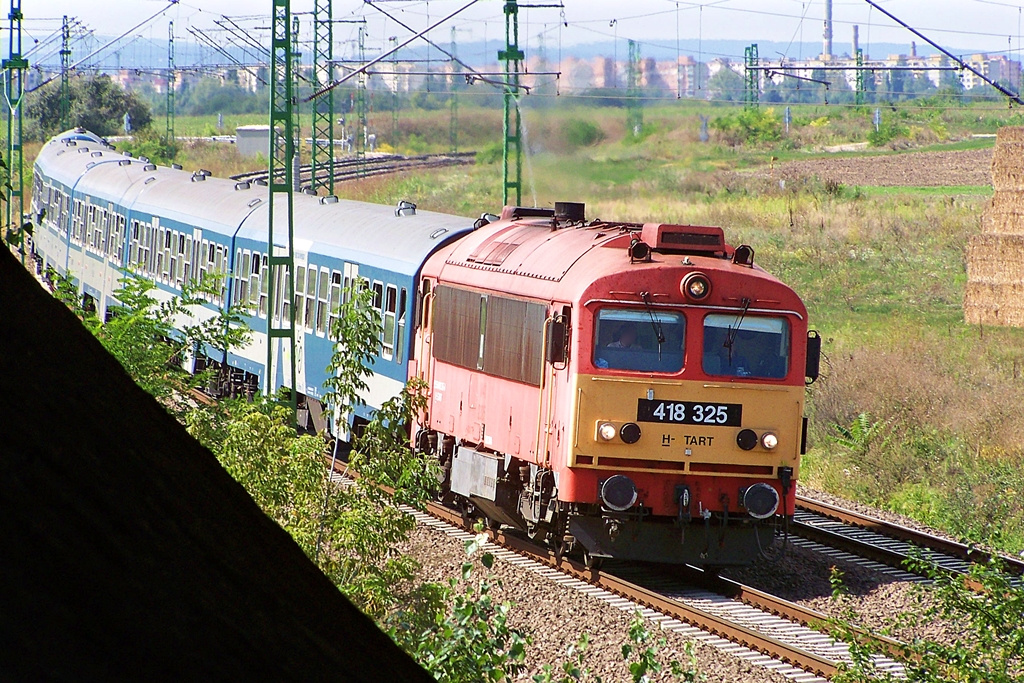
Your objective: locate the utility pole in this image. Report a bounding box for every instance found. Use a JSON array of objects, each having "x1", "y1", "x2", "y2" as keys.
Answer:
[
  {"x1": 499, "y1": 0, "x2": 523, "y2": 206},
  {"x1": 266, "y1": 0, "x2": 298, "y2": 424},
  {"x1": 626, "y1": 39, "x2": 642, "y2": 137},
  {"x1": 744, "y1": 43, "x2": 759, "y2": 109},
  {"x1": 311, "y1": 0, "x2": 334, "y2": 195},
  {"x1": 166, "y1": 21, "x2": 174, "y2": 149},
  {"x1": 60, "y1": 15, "x2": 71, "y2": 131},
  {"x1": 4, "y1": 0, "x2": 26, "y2": 263}
]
